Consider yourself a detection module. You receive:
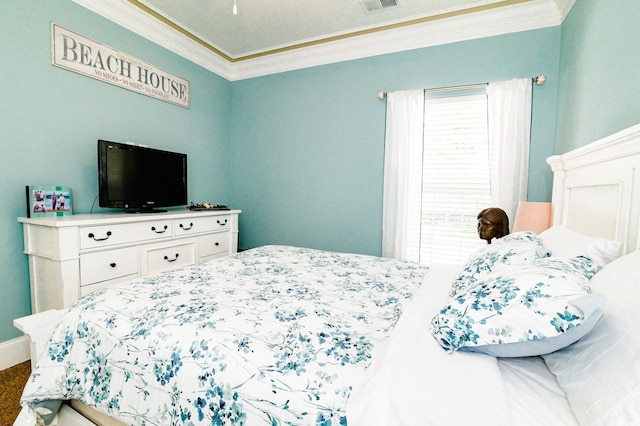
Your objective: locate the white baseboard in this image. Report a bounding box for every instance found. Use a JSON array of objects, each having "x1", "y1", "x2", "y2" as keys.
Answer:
[{"x1": 0, "y1": 336, "x2": 30, "y2": 371}]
